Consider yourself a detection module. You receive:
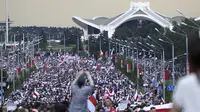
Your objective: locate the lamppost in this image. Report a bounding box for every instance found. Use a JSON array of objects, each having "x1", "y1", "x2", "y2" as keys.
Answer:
[
  {"x1": 170, "y1": 27, "x2": 188, "y2": 74},
  {"x1": 181, "y1": 22, "x2": 200, "y2": 38},
  {"x1": 177, "y1": 9, "x2": 200, "y2": 34},
  {"x1": 155, "y1": 28, "x2": 175, "y2": 86},
  {"x1": 5, "y1": 0, "x2": 9, "y2": 48},
  {"x1": 148, "y1": 35, "x2": 166, "y2": 101}
]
